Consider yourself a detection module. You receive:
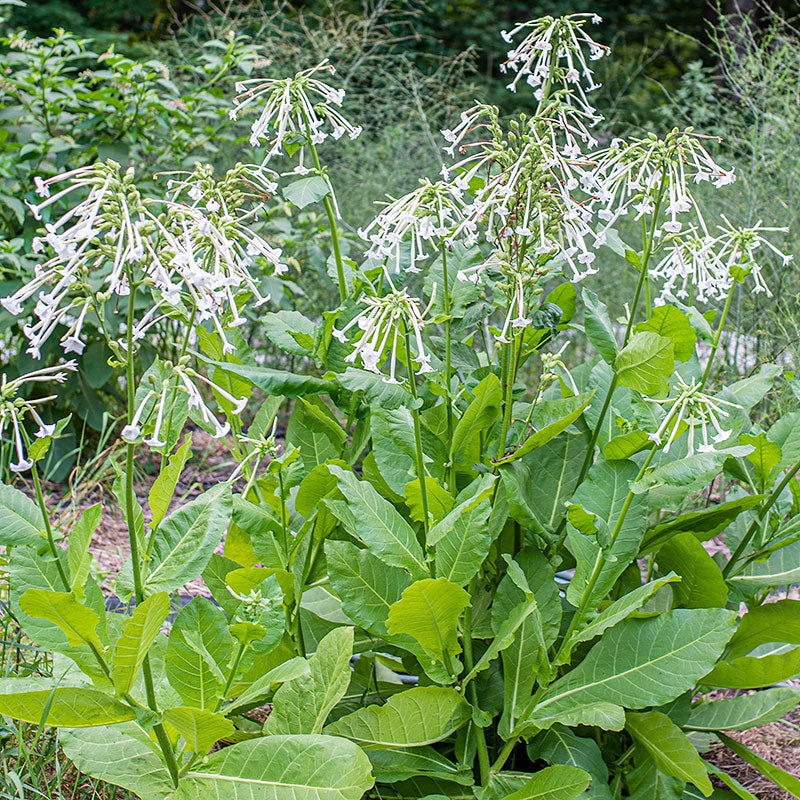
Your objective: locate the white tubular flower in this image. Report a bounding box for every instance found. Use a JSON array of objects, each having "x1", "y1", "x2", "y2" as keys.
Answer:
[
  {"x1": 358, "y1": 180, "x2": 469, "y2": 274},
  {"x1": 711, "y1": 217, "x2": 790, "y2": 298},
  {"x1": 230, "y1": 61, "x2": 362, "y2": 162},
  {"x1": 8, "y1": 410, "x2": 32, "y2": 473},
  {"x1": 175, "y1": 368, "x2": 236, "y2": 439},
  {"x1": 121, "y1": 389, "x2": 156, "y2": 442},
  {"x1": 499, "y1": 14, "x2": 609, "y2": 118},
  {"x1": 143, "y1": 385, "x2": 169, "y2": 449},
  {"x1": 589, "y1": 130, "x2": 736, "y2": 226},
  {"x1": 0, "y1": 361, "x2": 78, "y2": 471},
  {"x1": 650, "y1": 225, "x2": 729, "y2": 303},
  {"x1": 334, "y1": 285, "x2": 436, "y2": 383},
  {"x1": 645, "y1": 375, "x2": 741, "y2": 455}
]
